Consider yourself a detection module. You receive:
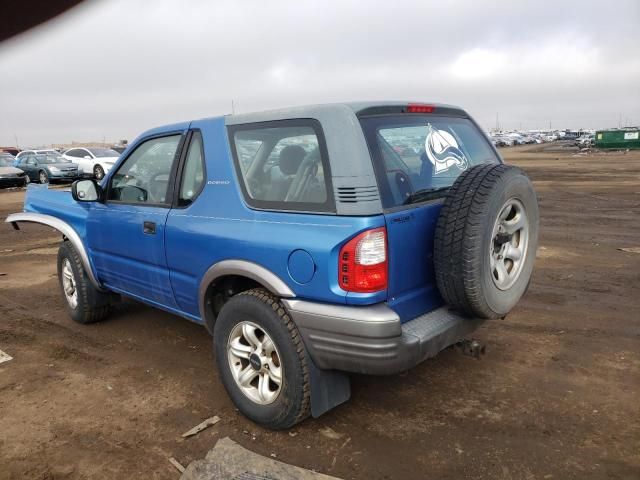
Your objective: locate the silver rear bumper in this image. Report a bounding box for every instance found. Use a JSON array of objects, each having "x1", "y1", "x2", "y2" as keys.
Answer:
[{"x1": 283, "y1": 299, "x2": 484, "y2": 375}]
